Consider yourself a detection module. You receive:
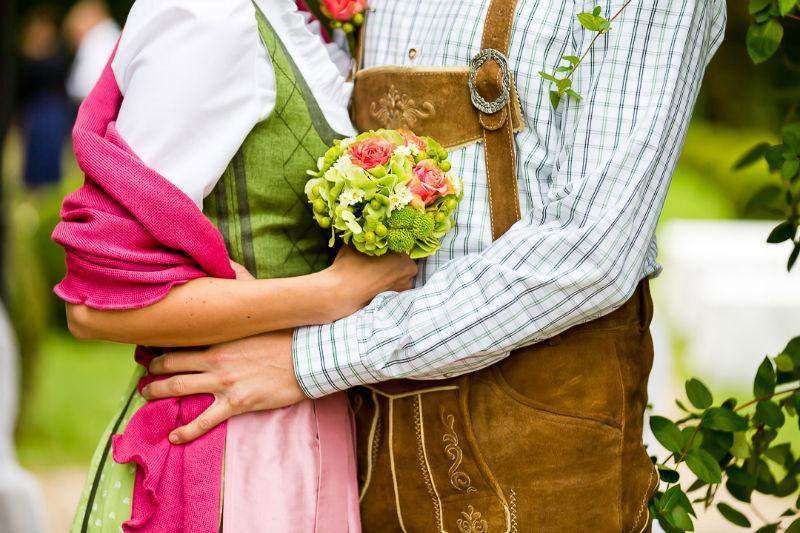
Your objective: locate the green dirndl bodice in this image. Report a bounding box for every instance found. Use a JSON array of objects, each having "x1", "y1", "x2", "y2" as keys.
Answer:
[{"x1": 71, "y1": 7, "x2": 343, "y2": 531}]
